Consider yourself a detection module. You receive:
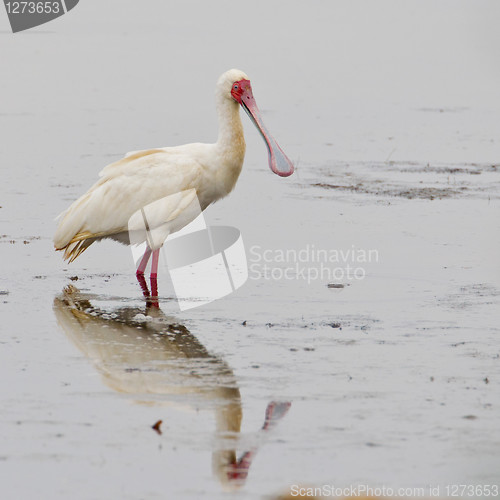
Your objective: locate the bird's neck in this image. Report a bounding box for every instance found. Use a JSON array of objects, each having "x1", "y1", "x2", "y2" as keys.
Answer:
[
  {"x1": 215, "y1": 95, "x2": 246, "y2": 163},
  {"x1": 197, "y1": 93, "x2": 246, "y2": 205}
]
